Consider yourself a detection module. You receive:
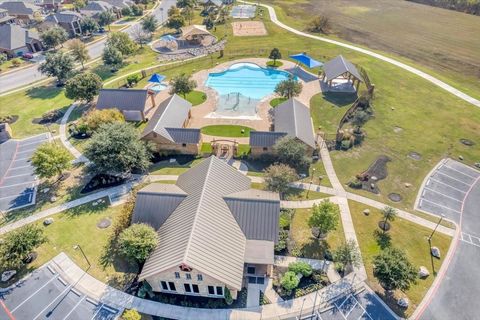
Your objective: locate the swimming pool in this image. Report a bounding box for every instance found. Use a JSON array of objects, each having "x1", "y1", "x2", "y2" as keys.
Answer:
[{"x1": 205, "y1": 63, "x2": 292, "y2": 100}]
